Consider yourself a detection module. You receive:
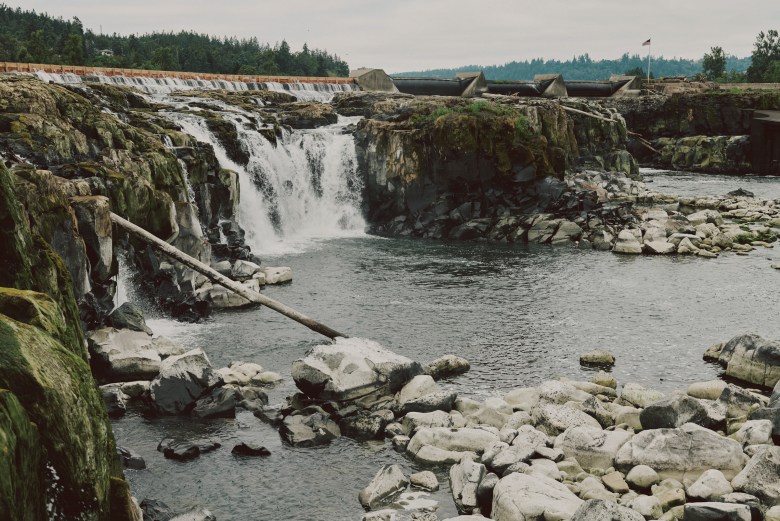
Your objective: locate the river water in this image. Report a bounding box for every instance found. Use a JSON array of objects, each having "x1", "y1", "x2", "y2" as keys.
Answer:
[{"x1": 112, "y1": 170, "x2": 780, "y2": 521}]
